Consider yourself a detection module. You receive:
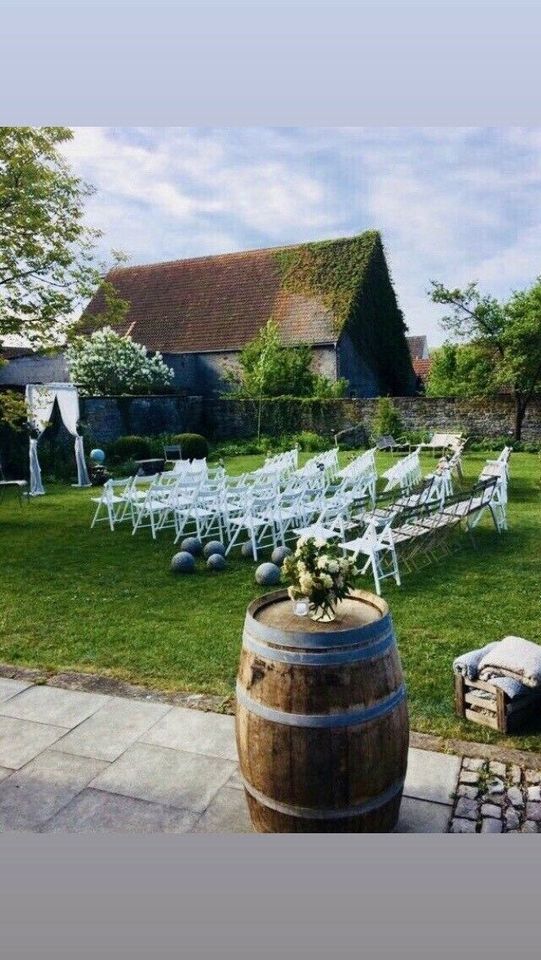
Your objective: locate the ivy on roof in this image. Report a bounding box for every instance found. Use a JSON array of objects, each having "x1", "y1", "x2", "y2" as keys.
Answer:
[{"x1": 273, "y1": 231, "x2": 380, "y2": 334}]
